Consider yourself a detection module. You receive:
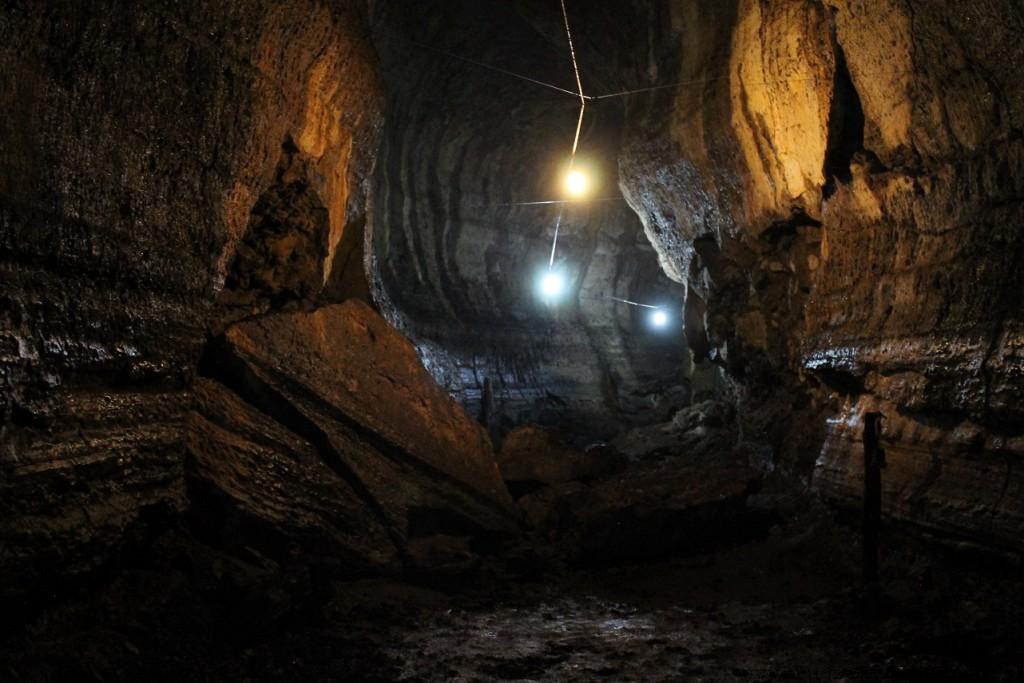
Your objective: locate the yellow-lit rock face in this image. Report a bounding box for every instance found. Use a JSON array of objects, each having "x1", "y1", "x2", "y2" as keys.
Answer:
[
  {"x1": 828, "y1": 0, "x2": 913, "y2": 160},
  {"x1": 221, "y1": 2, "x2": 382, "y2": 293},
  {"x1": 0, "y1": 0, "x2": 387, "y2": 590},
  {"x1": 729, "y1": 0, "x2": 834, "y2": 225},
  {"x1": 620, "y1": 0, "x2": 1024, "y2": 548}
]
